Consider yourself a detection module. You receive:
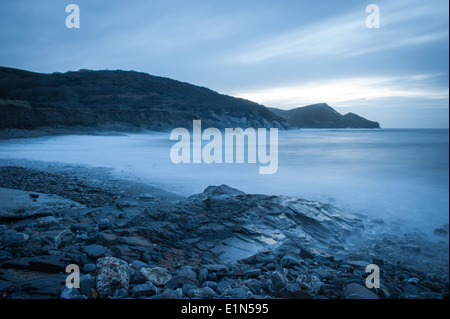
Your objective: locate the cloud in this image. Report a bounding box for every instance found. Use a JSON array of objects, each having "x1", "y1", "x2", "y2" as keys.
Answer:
[
  {"x1": 231, "y1": 74, "x2": 449, "y2": 109},
  {"x1": 226, "y1": 0, "x2": 448, "y2": 64}
]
